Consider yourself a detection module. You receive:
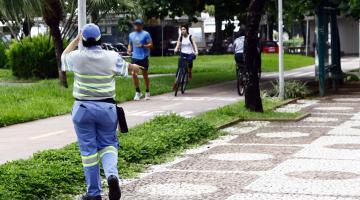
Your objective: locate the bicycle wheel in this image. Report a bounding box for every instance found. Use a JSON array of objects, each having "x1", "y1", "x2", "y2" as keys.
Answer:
[
  {"x1": 181, "y1": 64, "x2": 189, "y2": 94},
  {"x1": 237, "y1": 67, "x2": 245, "y2": 96},
  {"x1": 174, "y1": 68, "x2": 184, "y2": 97}
]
